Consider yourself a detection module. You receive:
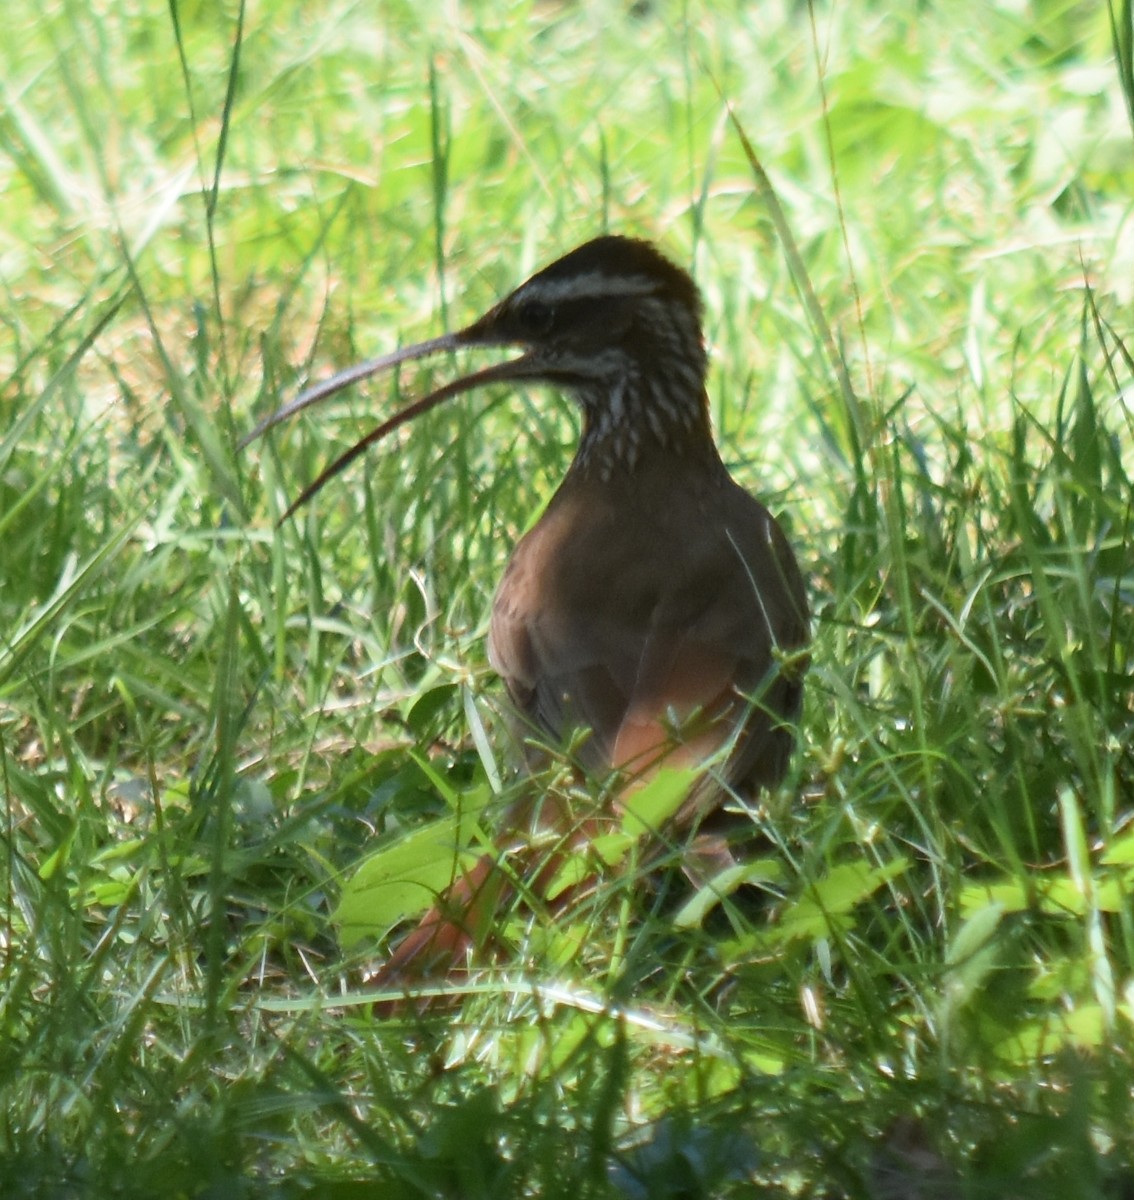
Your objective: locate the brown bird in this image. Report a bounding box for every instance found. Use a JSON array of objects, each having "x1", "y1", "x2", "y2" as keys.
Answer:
[{"x1": 246, "y1": 236, "x2": 808, "y2": 981}]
